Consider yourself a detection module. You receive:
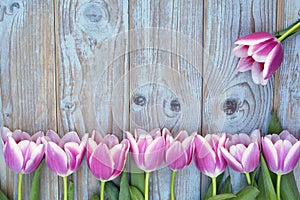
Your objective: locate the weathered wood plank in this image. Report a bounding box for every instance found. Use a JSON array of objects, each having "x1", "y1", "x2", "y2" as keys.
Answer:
[
  {"x1": 203, "y1": 0, "x2": 276, "y2": 194},
  {"x1": 275, "y1": 0, "x2": 300, "y2": 190},
  {"x1": 55, "y1": 0, "x2": 129, "y2": 199},
  {"x1": 129, "y1": 0, "x2": 203, "y2": 199},
  {"x1": 0, "y1": 0, "x2": 57, "y2": 199}
]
